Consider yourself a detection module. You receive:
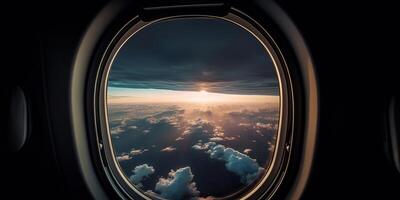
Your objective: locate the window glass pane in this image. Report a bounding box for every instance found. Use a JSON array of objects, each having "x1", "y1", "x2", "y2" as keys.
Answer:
[{"x1": 107, "y1": 18, "x2": 280, "y2": 200}]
